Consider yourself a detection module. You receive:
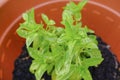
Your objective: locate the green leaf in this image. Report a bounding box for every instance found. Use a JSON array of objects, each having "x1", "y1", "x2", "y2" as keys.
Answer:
[
  {"x1": 80, "y1": 68, "x2": 92, "y2": 80},
  {"x1": 82, "y1": 58, "x2": 103, "y2": 67},
  {"x1": 64, "y1": 1, "x2": 78, "y2": 13},
  {"x1": 42, "y1": 14, "x2": 55, "y2": 26},
  {"x1": 29, "y1": 60, "x2": 40, "y2": 73},
  {"x1": 61, "y1": 10, "x2": 74, "y2": 25},
  {"x1": 16, "y1": 27, "x2": 29, "y2": 38},
  {"x1": 47, "y1": 64, "x2": 54, "y2": 75},
  {"x1": 26, "y1": 32, "x2": 38, "y2": 47},
  {"x1": 35, "y1": 64, "x2": 47, "y2": 80},
  {"x1": 78, "y1": 0, "x2": 88, "y2": 11},
  {"x1": 48, "y1": 20, "x2": 56, "y2": 25},
  {"x1": 41, "y1": 14, "x2": 49, "y2": 24},
  {"x1": 22, "y1": 8, "x2": 35, "y2": 22},
  {"x1": 27, "y1": 47, "x2": 40, "y2": 59},
  {"x1": 22, "y1": 13, "x2": 28, "y2": 21}
]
